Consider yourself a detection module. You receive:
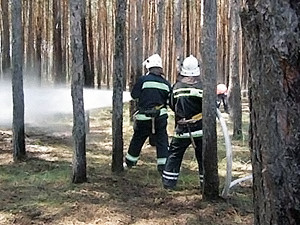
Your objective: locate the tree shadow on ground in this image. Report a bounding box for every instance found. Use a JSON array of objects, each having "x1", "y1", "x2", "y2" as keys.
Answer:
[{"x1": 0, "y1": 110, "x2": 253, "y2": 225}]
